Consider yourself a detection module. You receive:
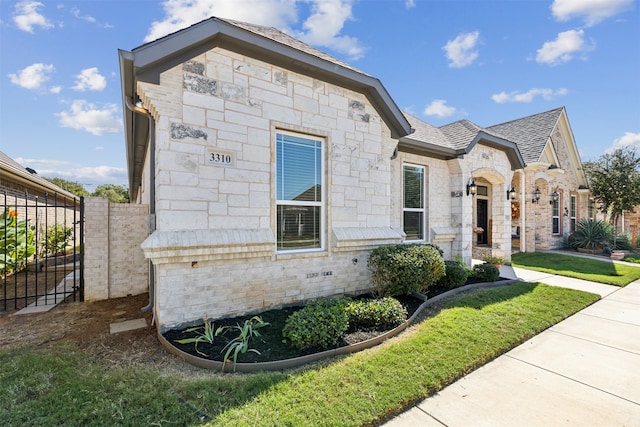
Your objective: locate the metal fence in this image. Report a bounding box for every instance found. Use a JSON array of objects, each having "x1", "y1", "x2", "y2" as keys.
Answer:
[{"x1": 1, "y1": 187, "x2": 83, "y2": 311}]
